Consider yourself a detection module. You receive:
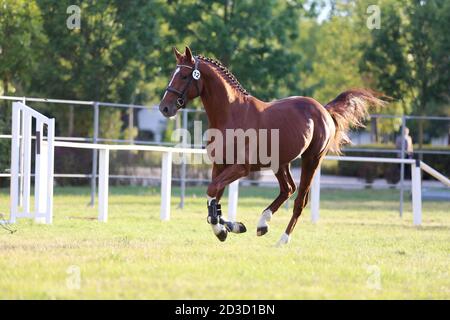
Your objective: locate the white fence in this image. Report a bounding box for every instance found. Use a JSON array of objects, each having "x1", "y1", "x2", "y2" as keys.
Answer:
[
  {"x1": 10, "y1": 102, "x2": 55, "y2": 224},
  {"x1": 7, "y1": 102, "x2": 450, "y2": 226}
]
